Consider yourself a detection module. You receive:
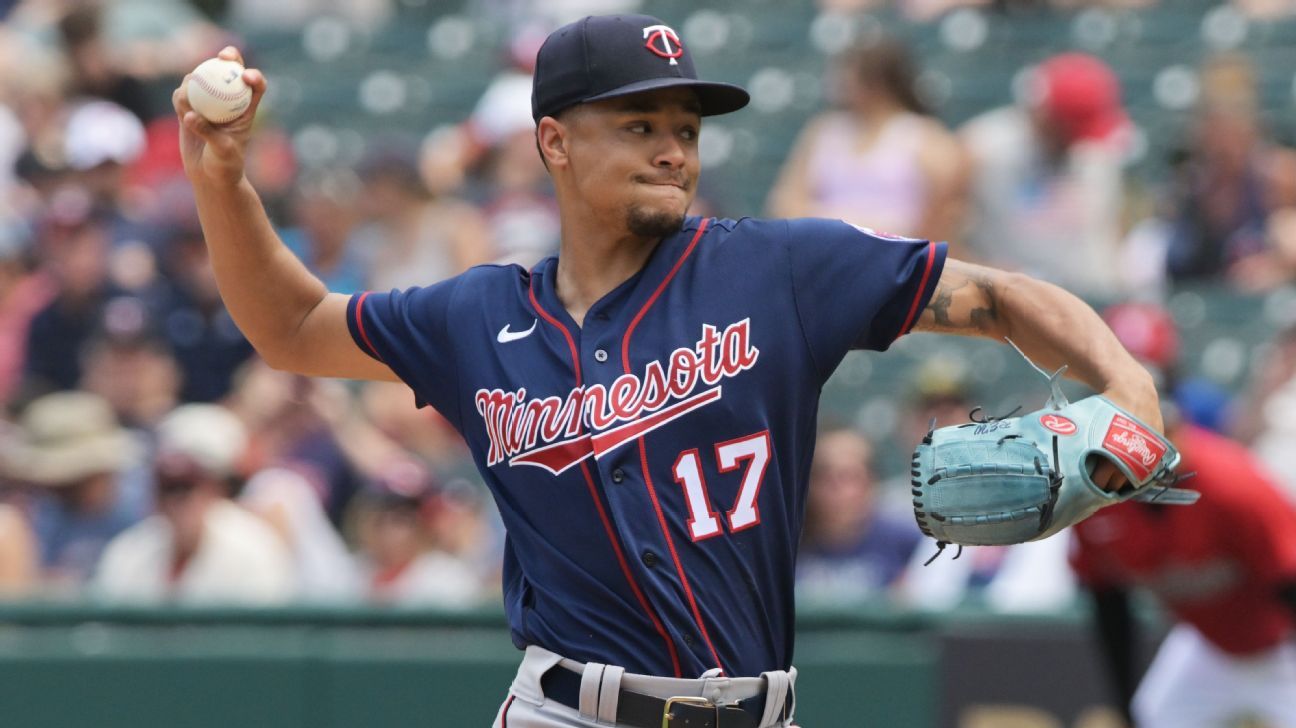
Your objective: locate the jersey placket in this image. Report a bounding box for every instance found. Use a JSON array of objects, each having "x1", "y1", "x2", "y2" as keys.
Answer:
[
  {"x1": 528, "y1": 221, "x2": 725, "y2": 676},
  {"x1": 580, "y1": 300, "x2": 697, "y2": 668},
  {"x1": 611, "y1": 218, "x2": 728, "y2": 675},
  {"x1": 528, "y1": 273, "x2": 685, "y2": 677}
]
